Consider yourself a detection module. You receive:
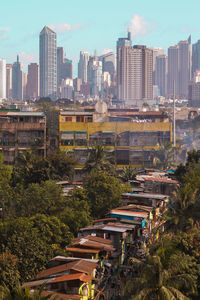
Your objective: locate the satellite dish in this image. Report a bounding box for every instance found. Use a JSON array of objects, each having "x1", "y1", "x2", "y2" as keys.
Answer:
[{"x1": 95, "y1": 101, "x2": 108, "y2": 114}]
